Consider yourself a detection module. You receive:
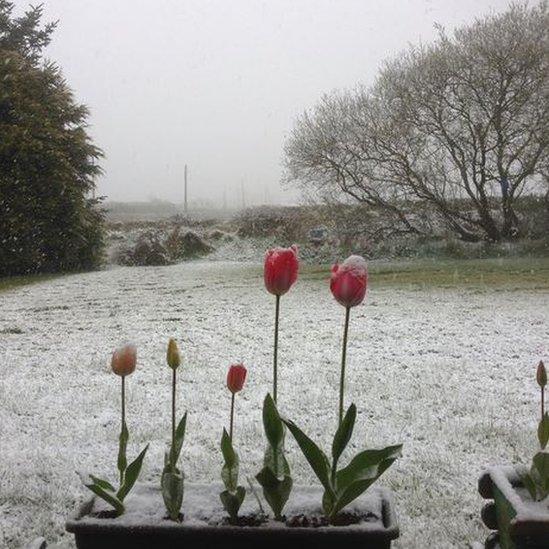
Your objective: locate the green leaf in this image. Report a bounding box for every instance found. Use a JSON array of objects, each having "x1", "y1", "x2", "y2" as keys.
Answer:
[
  {"x1": 220, "y1": 485, "x2": 246, "y2": 521},
  {"x1": 538, "y1": 413, "x2": 549, "y2": 450},
  {"x1": 521, "y1": 471, "x2": 538, "y2": 500},
  {"x1": 117, "y1": 444, "x2": 149, "y2": 501},
  {"x1": 533, "y1": 451, "x2": 549, "y2": 495},
  {"x1": 221, "y1": 429, "x2": 239, "y2": 492},
  {"x1": 85, "y1": 482, "x2": 124, "y2": 516},
  {"x1": 332, "y1": 404, "x2": 357, "y2": 469},
  {"x1": 263, "y1": 443, "x2": 290, "y2": 479},
  {"x1": 161, "y1": 467, "x2": 184, "y2": 521},
  {"x1": 89, "y1": 475, "x2": 115, "y2": 492},
  {"x1": 283, "y1": 418, "x2": 333, "y2": 497},
  {"x1": 117, "y1": 421, "x2": 129, "y2": 482},
  {"x1": 332, "y1": 444, "x2": 402, "y2": 517},
  {"x1": 169, "y1": 412, "x2": 188, "y2": 465},
  {"x1": 256, "y1": 466, "x2": 292, "y2": 520},
  {"x1": 336, "y1": 444, "x2": 402, "y2": 490},
  {"x1": 263, "y1": 394, "x2": 284, "y2": 449}
]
